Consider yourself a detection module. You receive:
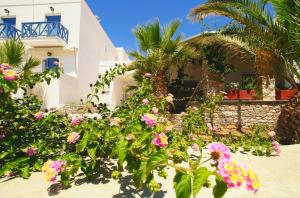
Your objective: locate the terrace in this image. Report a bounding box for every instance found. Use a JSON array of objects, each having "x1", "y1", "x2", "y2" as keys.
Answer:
[{"x1": 0, "y1": 23, "x2": 21, "y2": 40}]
